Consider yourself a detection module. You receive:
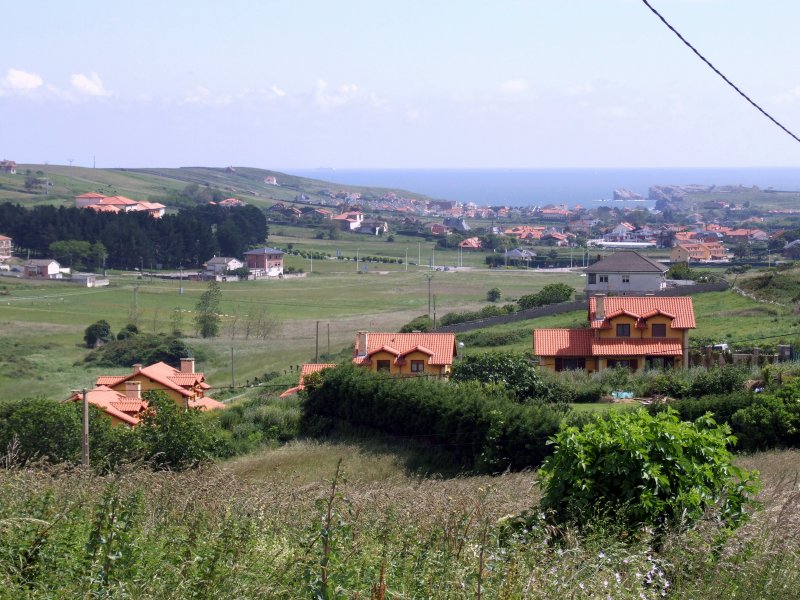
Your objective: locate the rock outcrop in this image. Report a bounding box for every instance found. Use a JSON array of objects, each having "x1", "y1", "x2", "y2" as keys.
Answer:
[{"x1": 613, "y1": 188, "x2": 644, "y2": 200}]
